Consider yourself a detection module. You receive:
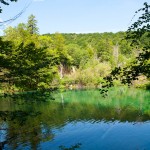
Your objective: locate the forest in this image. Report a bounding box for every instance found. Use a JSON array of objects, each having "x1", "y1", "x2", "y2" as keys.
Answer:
[
  {"x1": 0, "y1": 2, "x2": 149, "y2": 95},
  {"x1": 0, "y1": 1, "x2": 150, "y2": 150}
]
